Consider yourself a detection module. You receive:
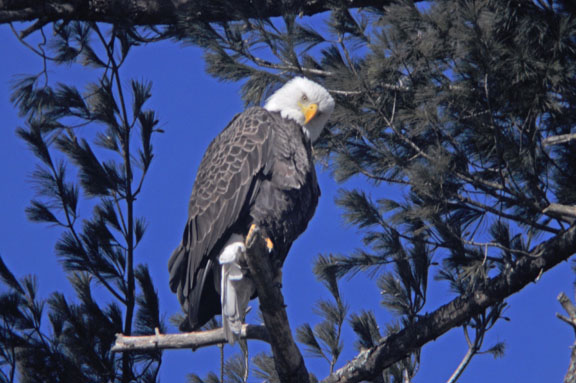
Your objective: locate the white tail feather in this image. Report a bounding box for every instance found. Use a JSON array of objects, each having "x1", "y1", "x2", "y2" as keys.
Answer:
[{"x1": 219, "y1": 242, "x2": 254, "y2": 344}]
